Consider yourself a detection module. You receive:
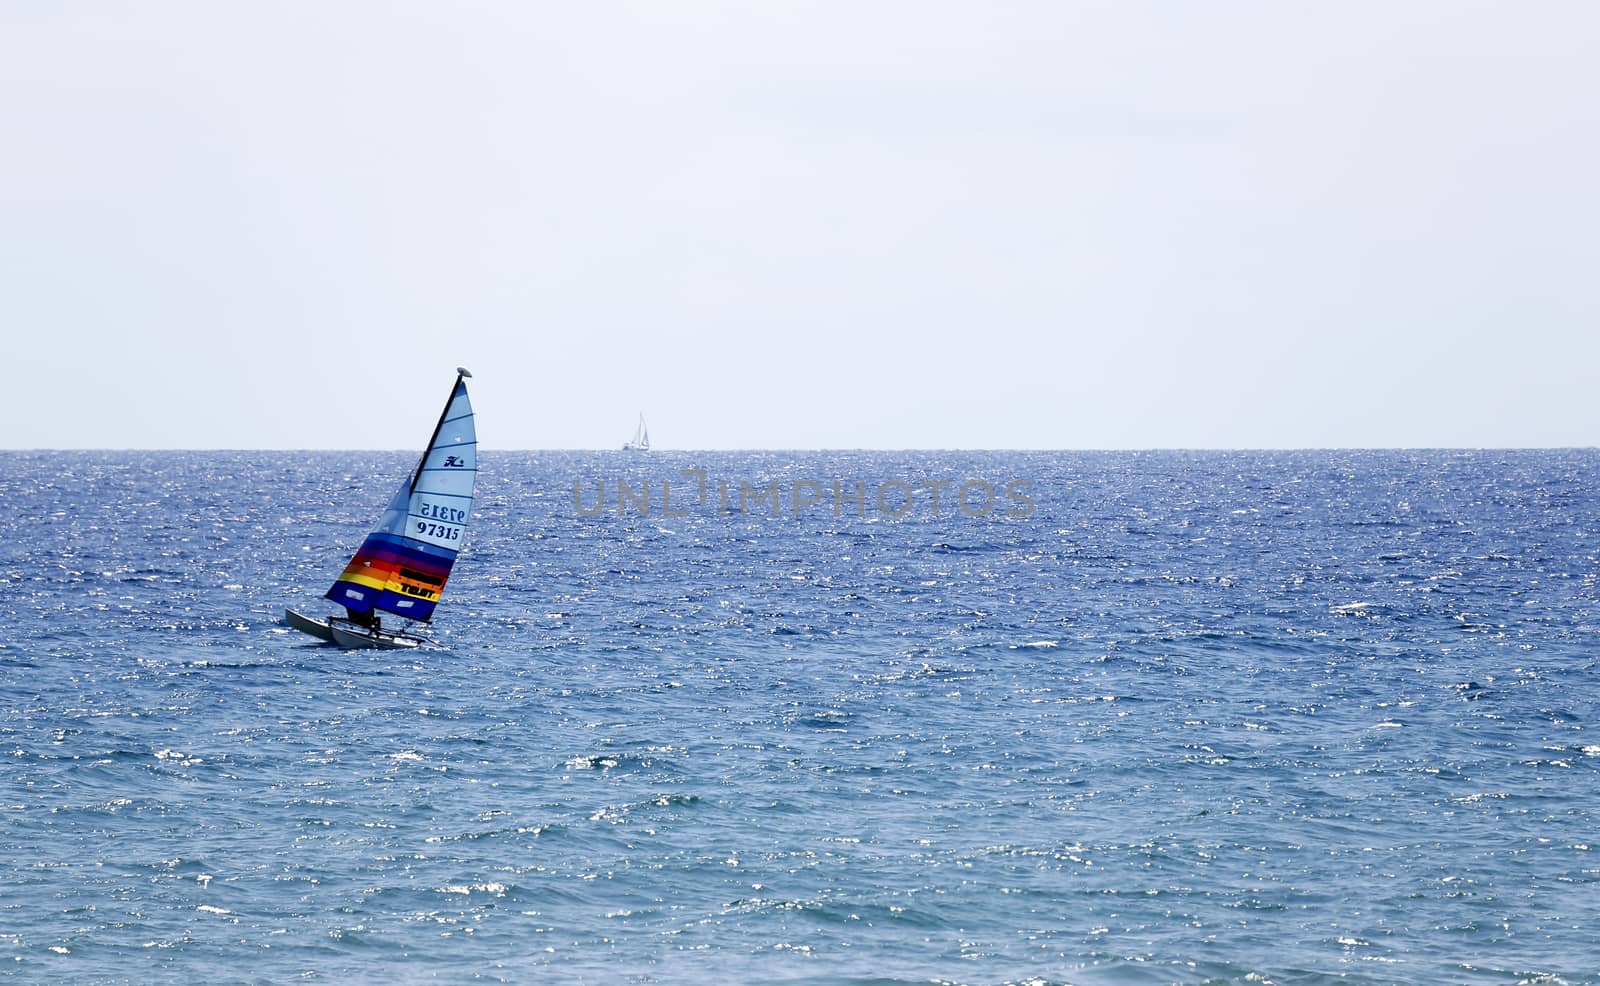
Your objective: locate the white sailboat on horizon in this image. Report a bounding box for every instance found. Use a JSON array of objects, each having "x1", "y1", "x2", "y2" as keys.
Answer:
[{"x1": 623, "y1": 412, "x2": 650, "y2": 452}]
